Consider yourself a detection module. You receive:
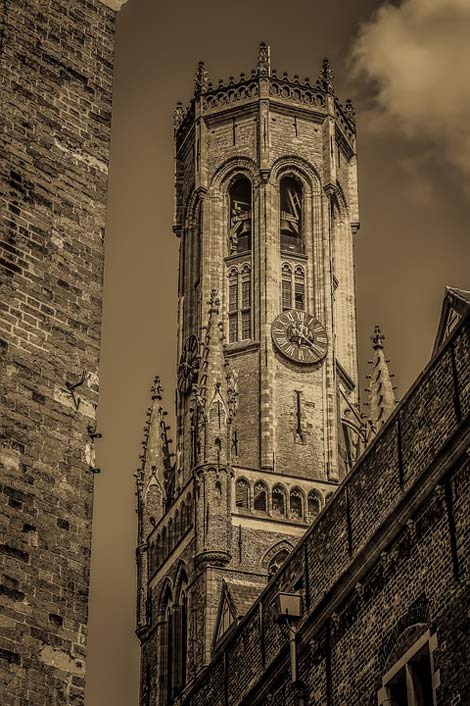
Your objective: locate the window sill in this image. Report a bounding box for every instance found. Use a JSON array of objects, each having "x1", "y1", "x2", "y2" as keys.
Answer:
[
  {"x1": 225, "y1": 340, "x2": 259, "y2": 355},
  {"x1": 280, "y1": 250, "x2": 307, "y2": 261},
  {"x1": 225, "y1": 251, "x2": 252, "y2": 263}
]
